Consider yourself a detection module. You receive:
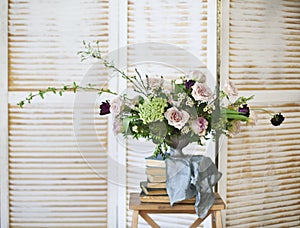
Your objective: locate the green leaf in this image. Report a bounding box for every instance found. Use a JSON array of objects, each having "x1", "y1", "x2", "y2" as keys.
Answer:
[
  {"x1": 17, "y1": 101, "x2": 24, "y2": 108},
  {"x1": 222, "y1": 108, "x2": 239, "y2": 114},
  {"x1": 73, "y1": 82, "x2": 78, "y2": 93},
  {"x1": 226, "y1": 114, "x2": 248, "y2": 121},
  {"x1": 39, "y1": 90, "x2": 44, "y2": 99},
  {"x1": 174, "y1": 83, "x2": 185, "y2": 94},
  {"x1": 122, "y1": 117, "x2": 132, "y2": 134}
]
